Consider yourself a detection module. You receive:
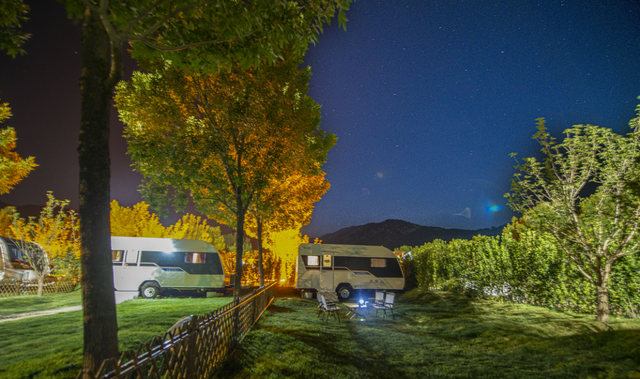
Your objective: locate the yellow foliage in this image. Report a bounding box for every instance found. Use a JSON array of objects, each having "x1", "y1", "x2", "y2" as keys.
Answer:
[
  {"x1": 165, "y1": 214, "x2": 226, "y2": 251},
  {"x1": 0, "y1": 100, "x2": 37, "y2": 195},
  {"x1": 110, "y1": 200, "x2": 167, "y2": 237},
  {"x1": 8, "y1": 193, "x2": 80, "y2": 260},
  {"x1": 264, "y1": 227, "x2": 309, "y2": 284},
  {"x1": 0, "y1": 206, "x2": 15, "y2": 237}
]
